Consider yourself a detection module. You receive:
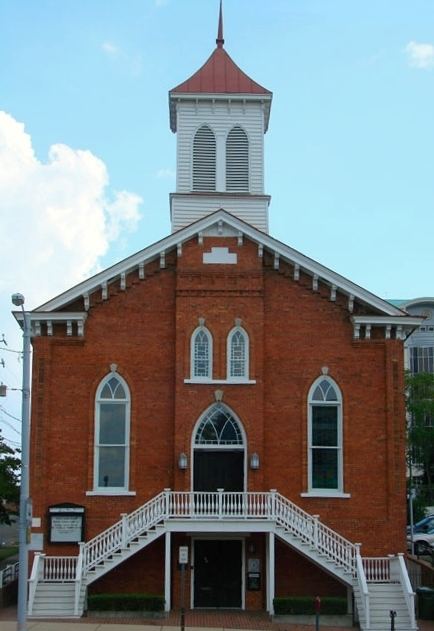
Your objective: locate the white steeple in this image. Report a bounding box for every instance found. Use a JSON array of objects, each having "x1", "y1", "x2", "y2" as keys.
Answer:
[{"x1": 168, "y1": 2, "x2": 272, "y2": 233}]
